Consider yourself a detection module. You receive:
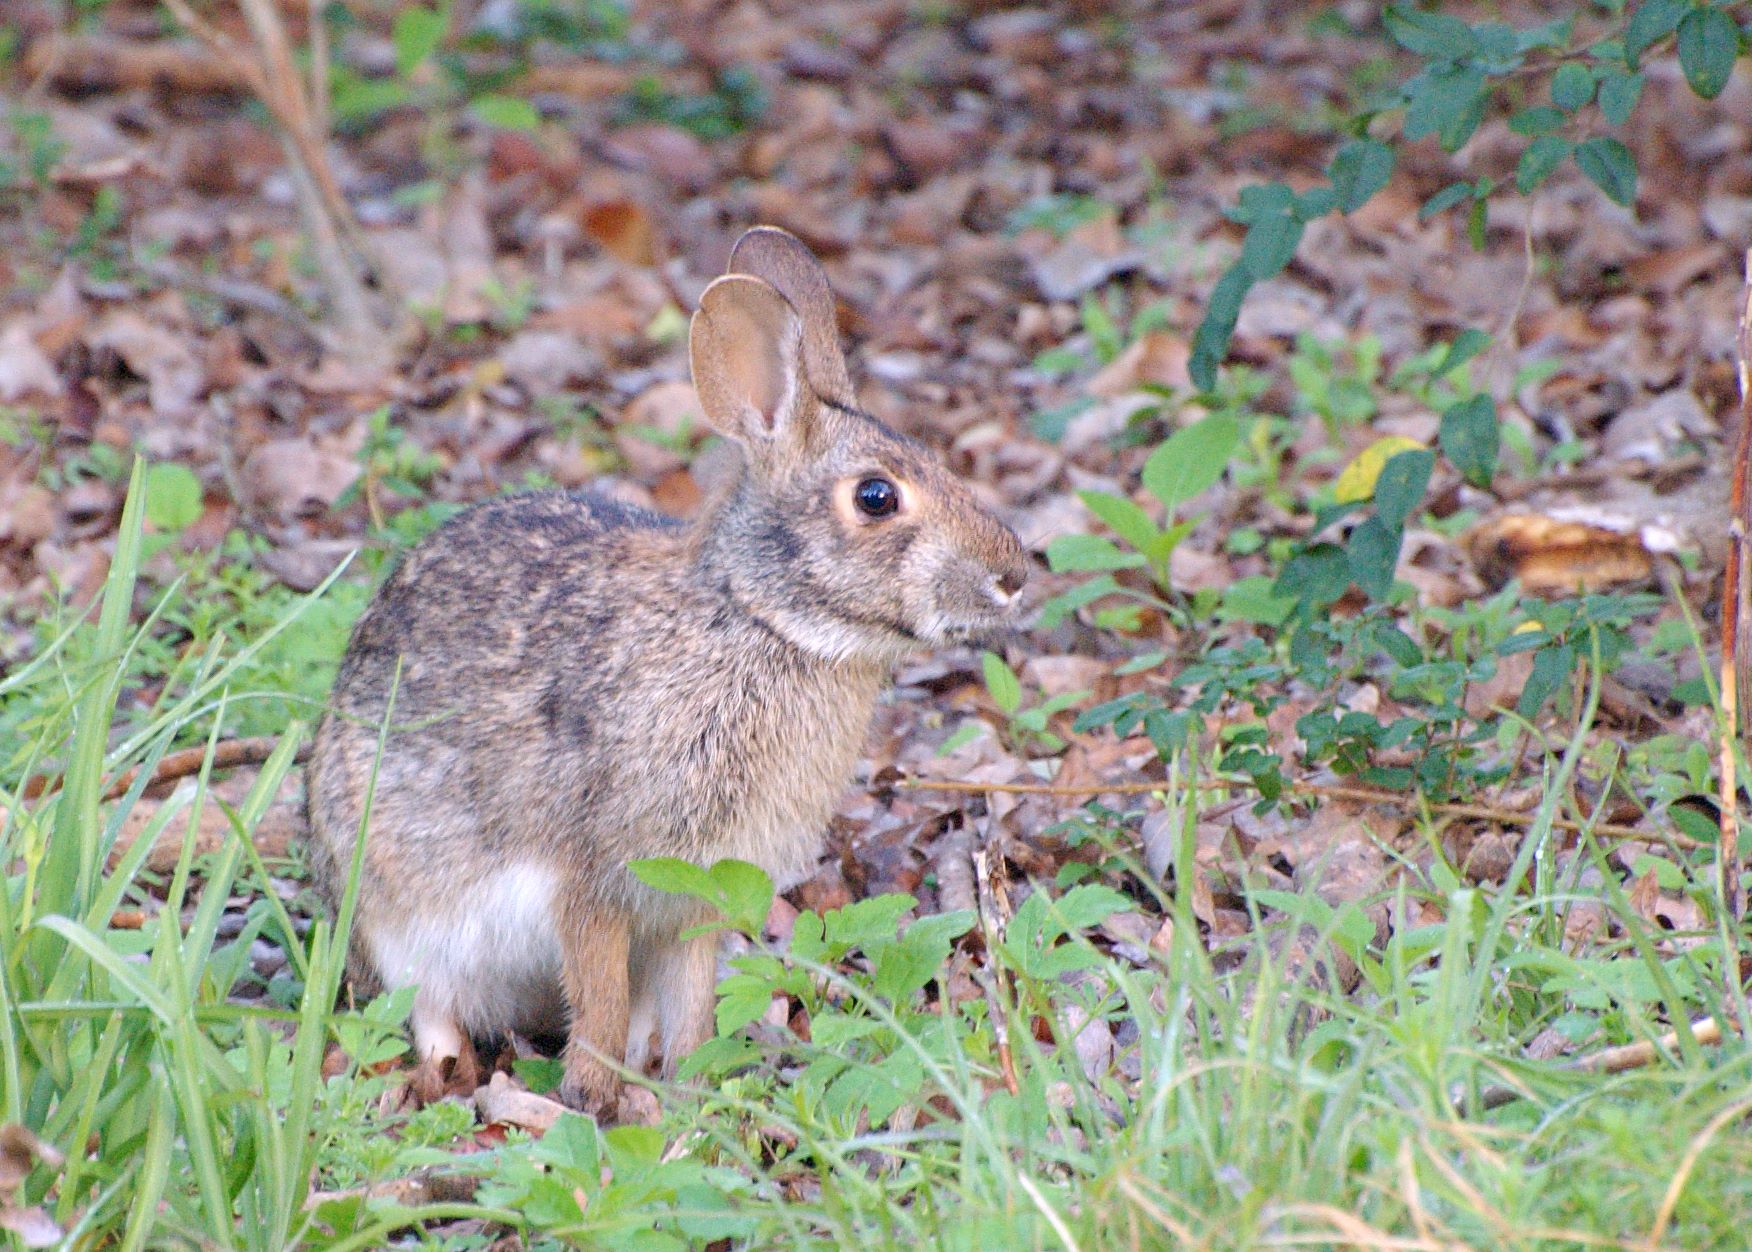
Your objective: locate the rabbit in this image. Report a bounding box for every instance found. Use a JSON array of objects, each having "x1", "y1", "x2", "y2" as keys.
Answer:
[{"x1": 304, "y1": 226, "x2": 1030, "y2": 1116}]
